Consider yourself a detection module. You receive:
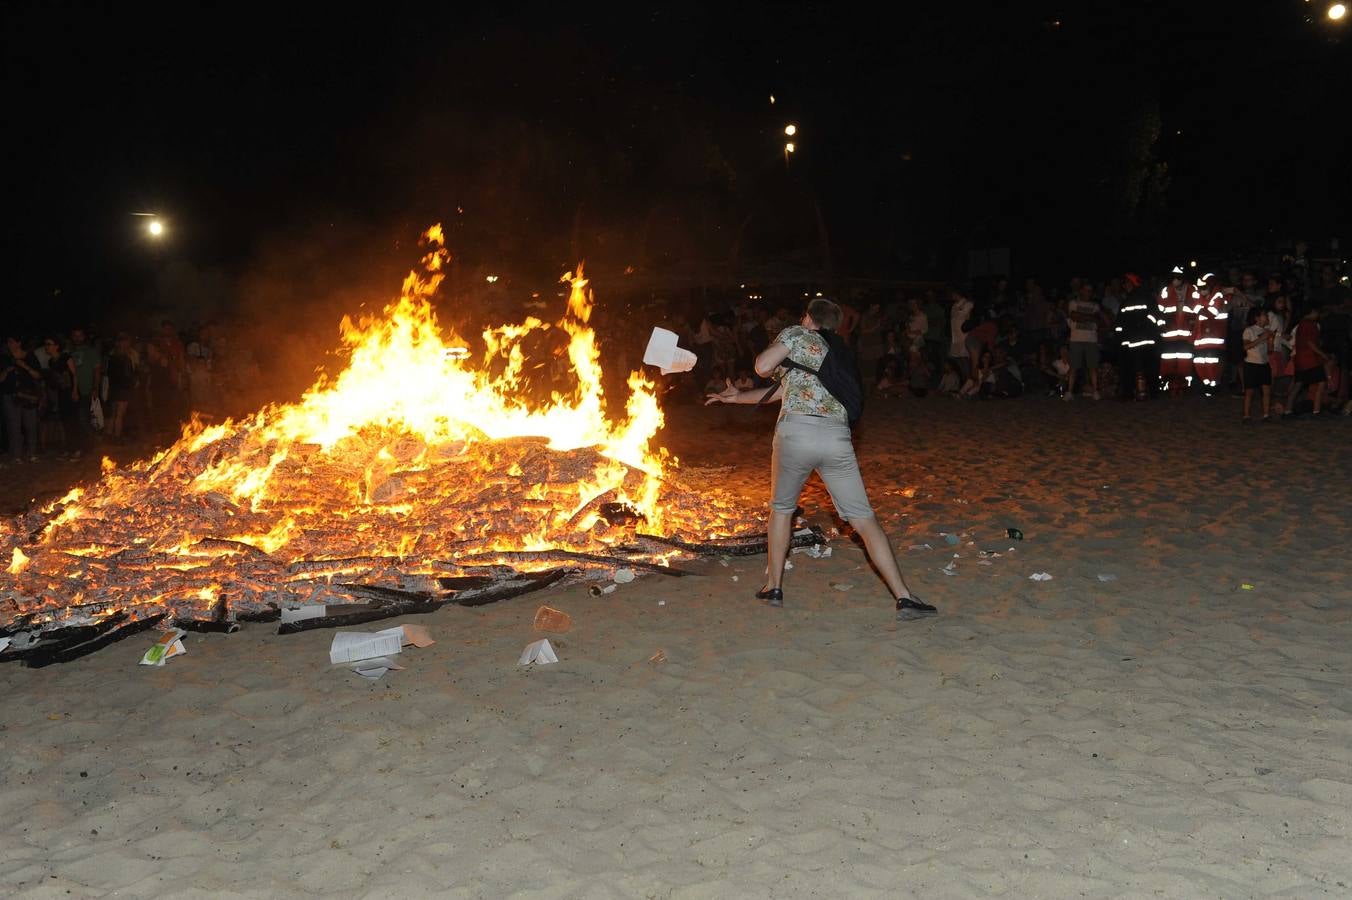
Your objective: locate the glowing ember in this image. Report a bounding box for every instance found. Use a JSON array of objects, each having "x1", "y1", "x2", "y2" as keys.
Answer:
[{"x1": 1, "y1": 226, "x2": 756, "y2": 635}]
